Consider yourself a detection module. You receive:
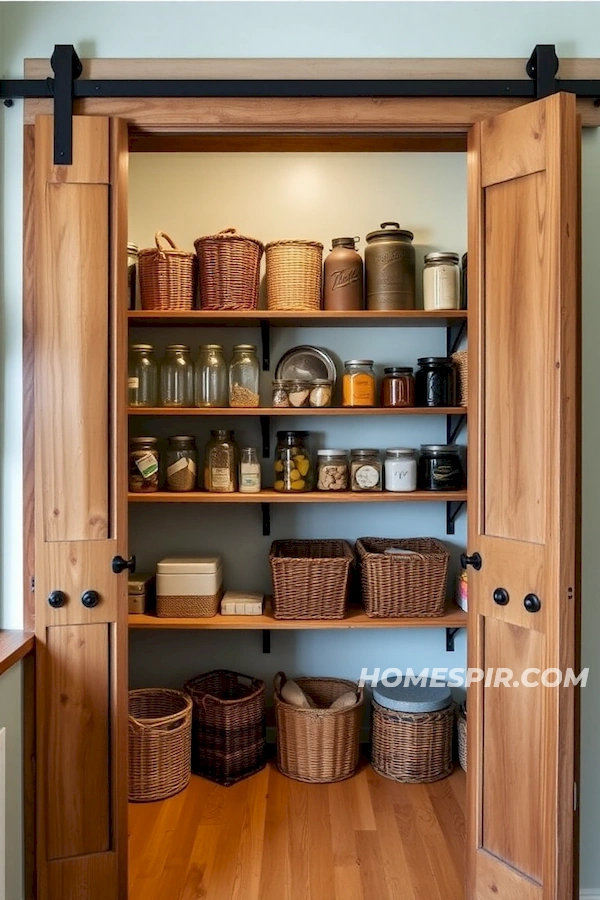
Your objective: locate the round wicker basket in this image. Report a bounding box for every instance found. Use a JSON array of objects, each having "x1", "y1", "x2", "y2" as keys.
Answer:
[
  {"x1": 266, "y1": 240, "x2": 323, "y2": 310},
  {"x1": 128, "y1": 688, "x2": 192, "y2": 802}
]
